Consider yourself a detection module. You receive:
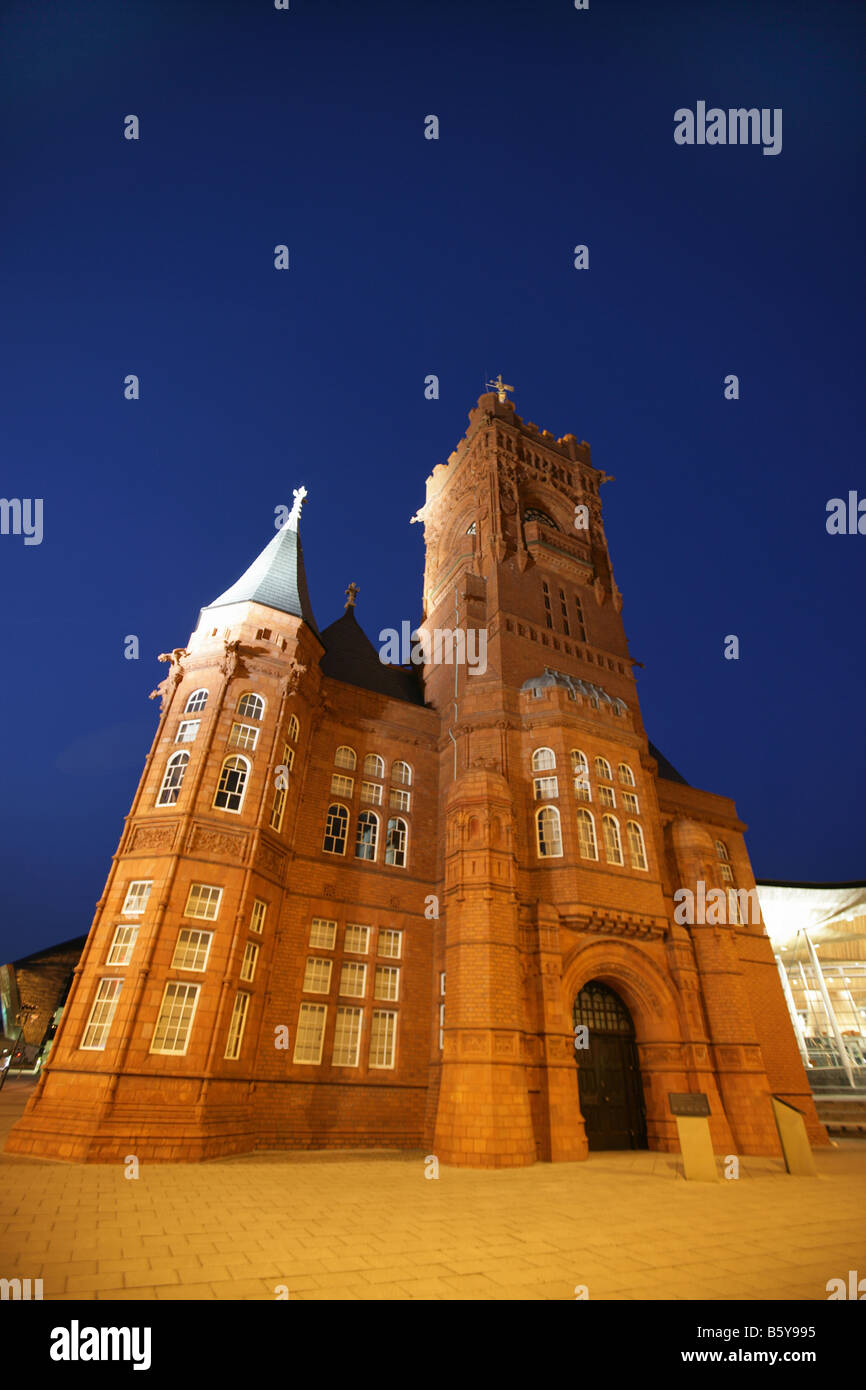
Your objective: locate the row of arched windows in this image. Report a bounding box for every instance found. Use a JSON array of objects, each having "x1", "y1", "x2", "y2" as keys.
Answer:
[
  {"x1": 322, "y1": 805, "x2": 408, "y2": 868},
  {"x1": 334, "y1": 747, "x2": 412, "y2": 785},
  {"x1": 536, "y1": 805, "x2": 648, "y2": 870},
  {"x1": 531, "y1": 746, "x2": 635, "y2": 785},
  {"x1": 182, "y1": 686, "x2": 301, "y2": 741}
]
